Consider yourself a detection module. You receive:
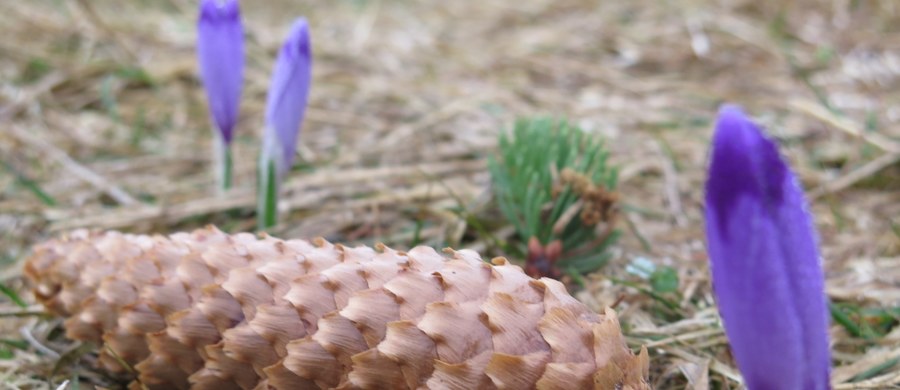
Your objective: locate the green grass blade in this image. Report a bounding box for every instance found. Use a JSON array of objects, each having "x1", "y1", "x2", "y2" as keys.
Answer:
[{"x1": 0, "y1": 283, "x2": 27, "y2": 308}]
